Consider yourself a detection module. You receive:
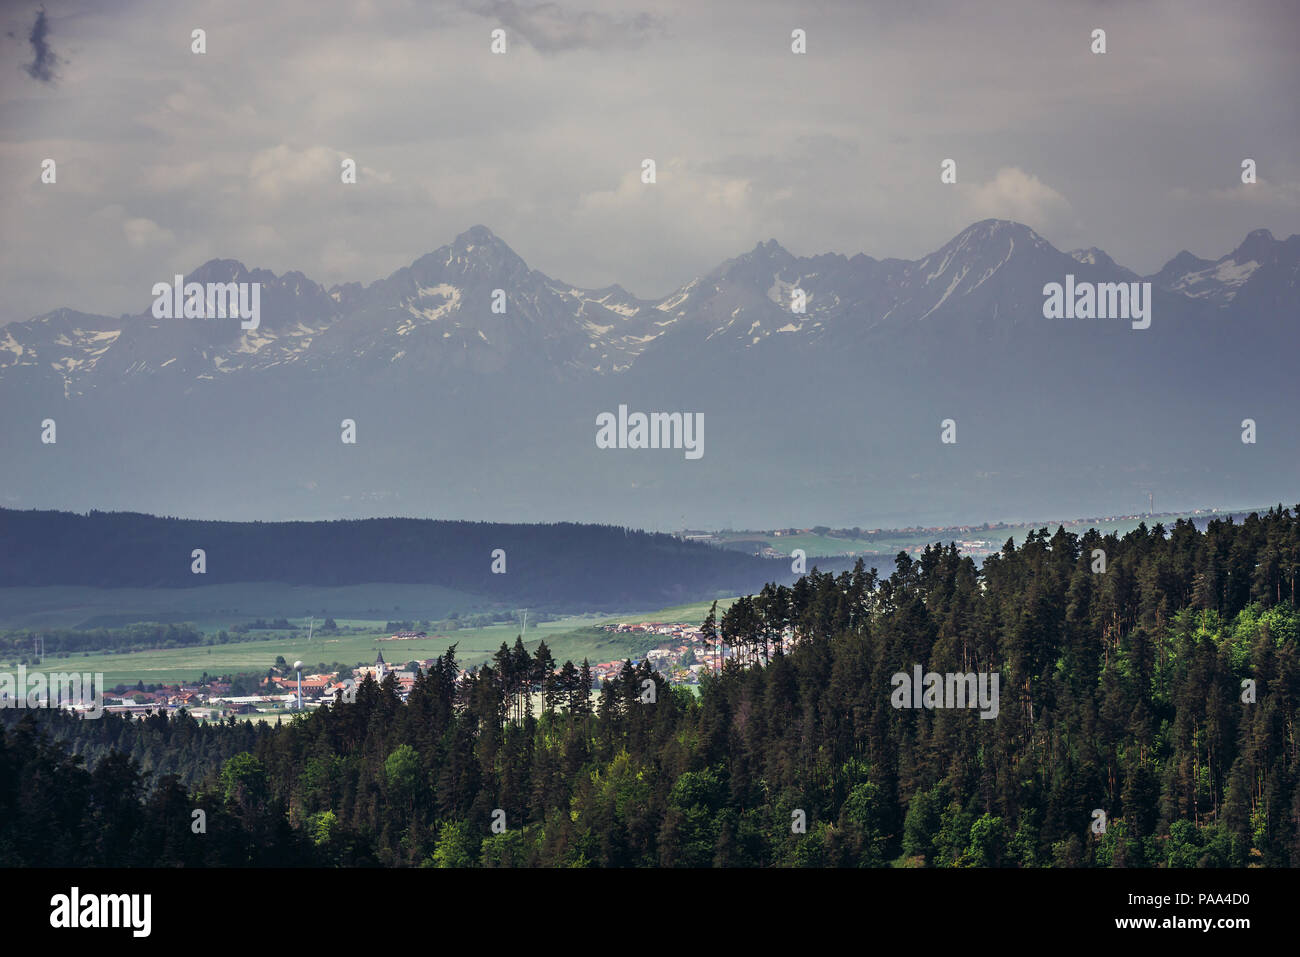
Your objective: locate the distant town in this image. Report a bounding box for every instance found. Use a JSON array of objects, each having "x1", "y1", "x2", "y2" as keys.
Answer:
[
  {"x1": 88, "y1": 618, "x2": 753, "y2": 723},
  {"x1": 682, "y1": 505, "x2": 1257, "y2": 560}
]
